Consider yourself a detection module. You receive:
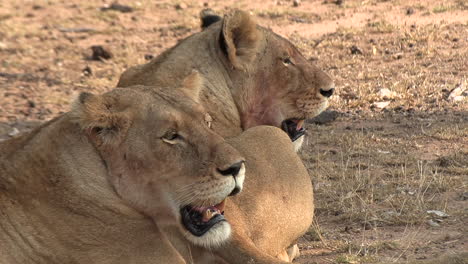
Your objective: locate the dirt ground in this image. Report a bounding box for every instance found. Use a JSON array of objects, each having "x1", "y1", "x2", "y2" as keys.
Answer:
[{"x1": 0, "y1": 0, "x2": 467, "y2": 263}]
